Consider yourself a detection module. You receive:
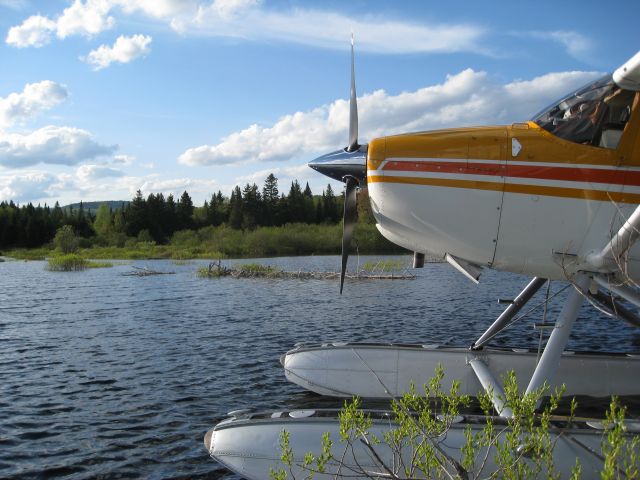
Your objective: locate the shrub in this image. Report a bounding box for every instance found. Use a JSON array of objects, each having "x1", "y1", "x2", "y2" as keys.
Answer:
[
  {"x1": 53, "y1": 225, "x2": 79, "y2": 254},
  {"x1": 46, "y1": 254, "x2": 88, "y2": 271},
  {"x1": 271, "y1": 369, "x2": 639, "y2": 479},
  {"x1": 136, "y1": 229, "x2": 154, "y2": 244},
  {"x1": 238, "y1": 263, "x2": 275, "y2": 274}
]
